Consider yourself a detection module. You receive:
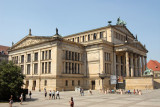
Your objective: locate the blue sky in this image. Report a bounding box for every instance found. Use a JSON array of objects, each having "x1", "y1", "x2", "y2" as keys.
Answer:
[{"x1": 0, "y1": 0, "x2": 160, "y2": 62}]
